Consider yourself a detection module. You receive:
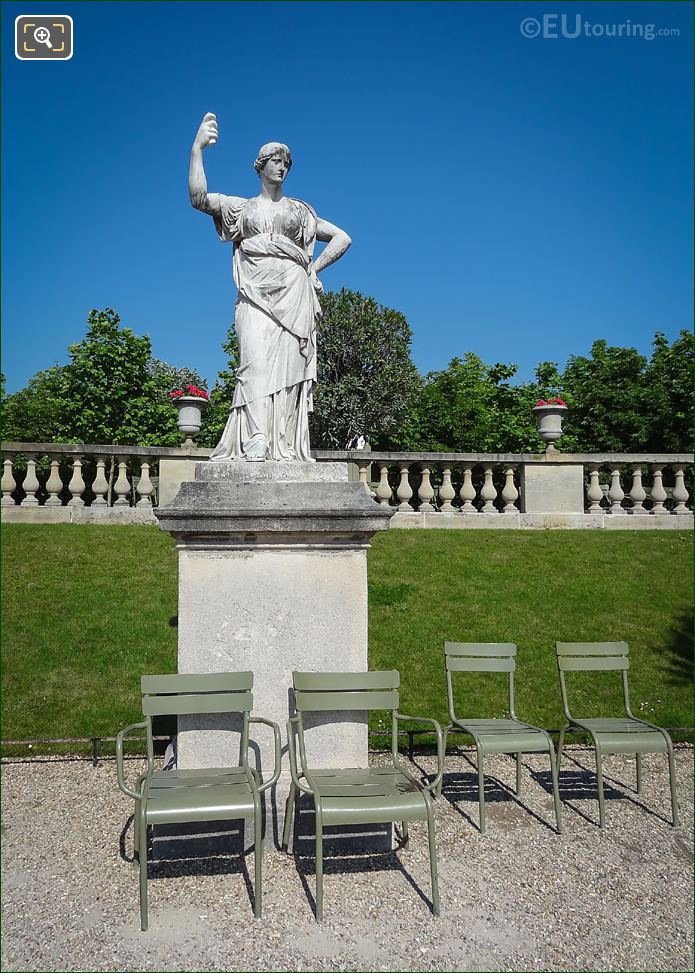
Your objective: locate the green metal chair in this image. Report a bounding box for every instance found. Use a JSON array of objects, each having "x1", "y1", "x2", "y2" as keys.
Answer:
[
  {"x1": 282, "y1": 670, "x2": 443, "y2": 922},
  {"x1": 556, "y1": 641, "x2": 679, "y2": 829},
  {"x1": 438, "y1": 642, "x2": 562, "y2": 835},
  {"x1": 116, "y1": 672, "x2": 281, "y2": 930}
]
